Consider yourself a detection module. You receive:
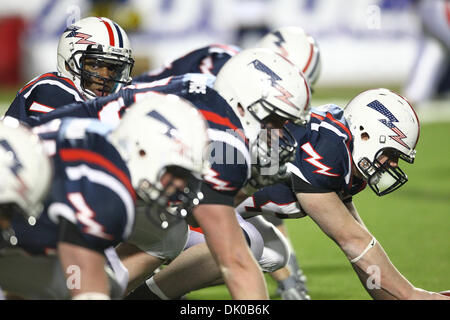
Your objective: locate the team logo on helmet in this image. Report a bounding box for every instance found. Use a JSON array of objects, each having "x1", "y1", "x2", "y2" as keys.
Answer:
[
  {"x1": 65, "y1": 26, "x2": 96, "y2": 45},
  {"x1": 0, "y1": 139, "x2": 23, "y2": 177},
  {"x1": 272, "y1": 31, "x2": 289, "y2": 58},
  {"x1": 0, "y1": 139, "x2": 29, "y2": 198},
  {"x1": 366, "y1": 100, "x2": 410, "y2": 149},
  {"x1": 249, "y1": 59, "x2": 299, "y2": 110}
]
